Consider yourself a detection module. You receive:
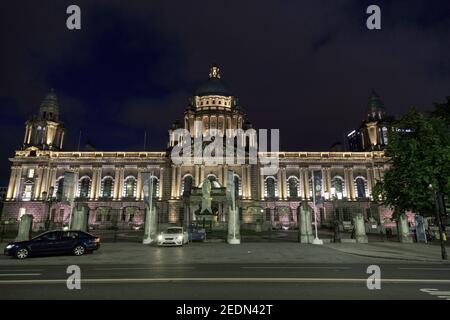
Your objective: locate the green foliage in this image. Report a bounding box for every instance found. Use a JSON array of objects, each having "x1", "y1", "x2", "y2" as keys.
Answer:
[{"x1": 374, "y1": 101, "x2": 450, "y2": 219}]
